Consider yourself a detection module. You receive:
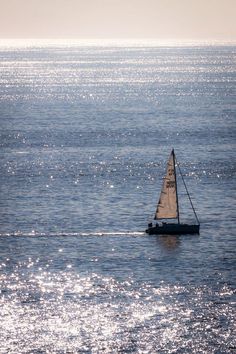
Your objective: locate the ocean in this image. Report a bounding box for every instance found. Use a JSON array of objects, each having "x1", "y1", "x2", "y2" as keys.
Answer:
[{"x1": 0, "y1": 40, "x2": 235, "y2": 353}]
